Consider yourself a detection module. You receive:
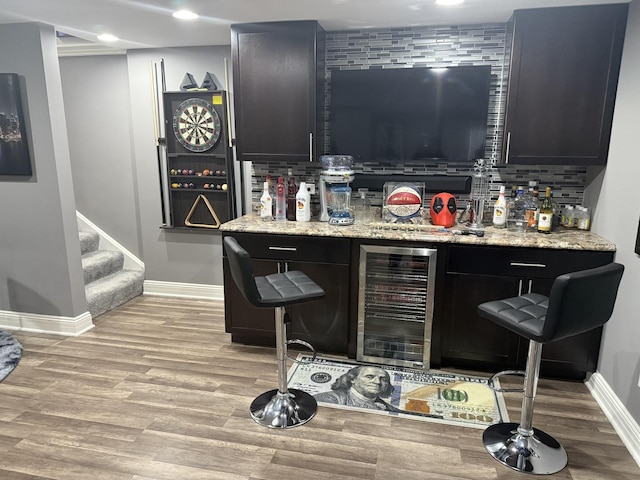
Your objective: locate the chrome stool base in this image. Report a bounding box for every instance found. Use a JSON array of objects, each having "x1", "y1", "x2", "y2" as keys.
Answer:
[
  {"x1": 250, "y1": 388, "x2": 317, "y2": 429},
  {"x1": 483, "y1": 422, "x2": 568, "y2": 475}
]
